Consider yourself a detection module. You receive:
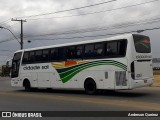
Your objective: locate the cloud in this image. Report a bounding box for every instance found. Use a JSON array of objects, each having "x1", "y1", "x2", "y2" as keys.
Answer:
[{"x1": 0, "y1": 0, "x2": 160, "y2": 65}]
